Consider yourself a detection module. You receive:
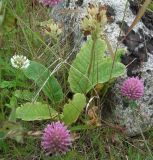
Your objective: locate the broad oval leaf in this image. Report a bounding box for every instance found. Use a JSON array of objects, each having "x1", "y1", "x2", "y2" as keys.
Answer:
[
  {"x1": 16, "y1": 102, "x2": 58, "y2": 121},
  {"x1": 23, "y1": 61, "x2": 63, "y2": 102},
  {"x1": 63, "y1": 93, "x2": 86, "y2": 125},
  {"x1": 68, "y1": 37, "x2": 126, "y2": 93}
]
